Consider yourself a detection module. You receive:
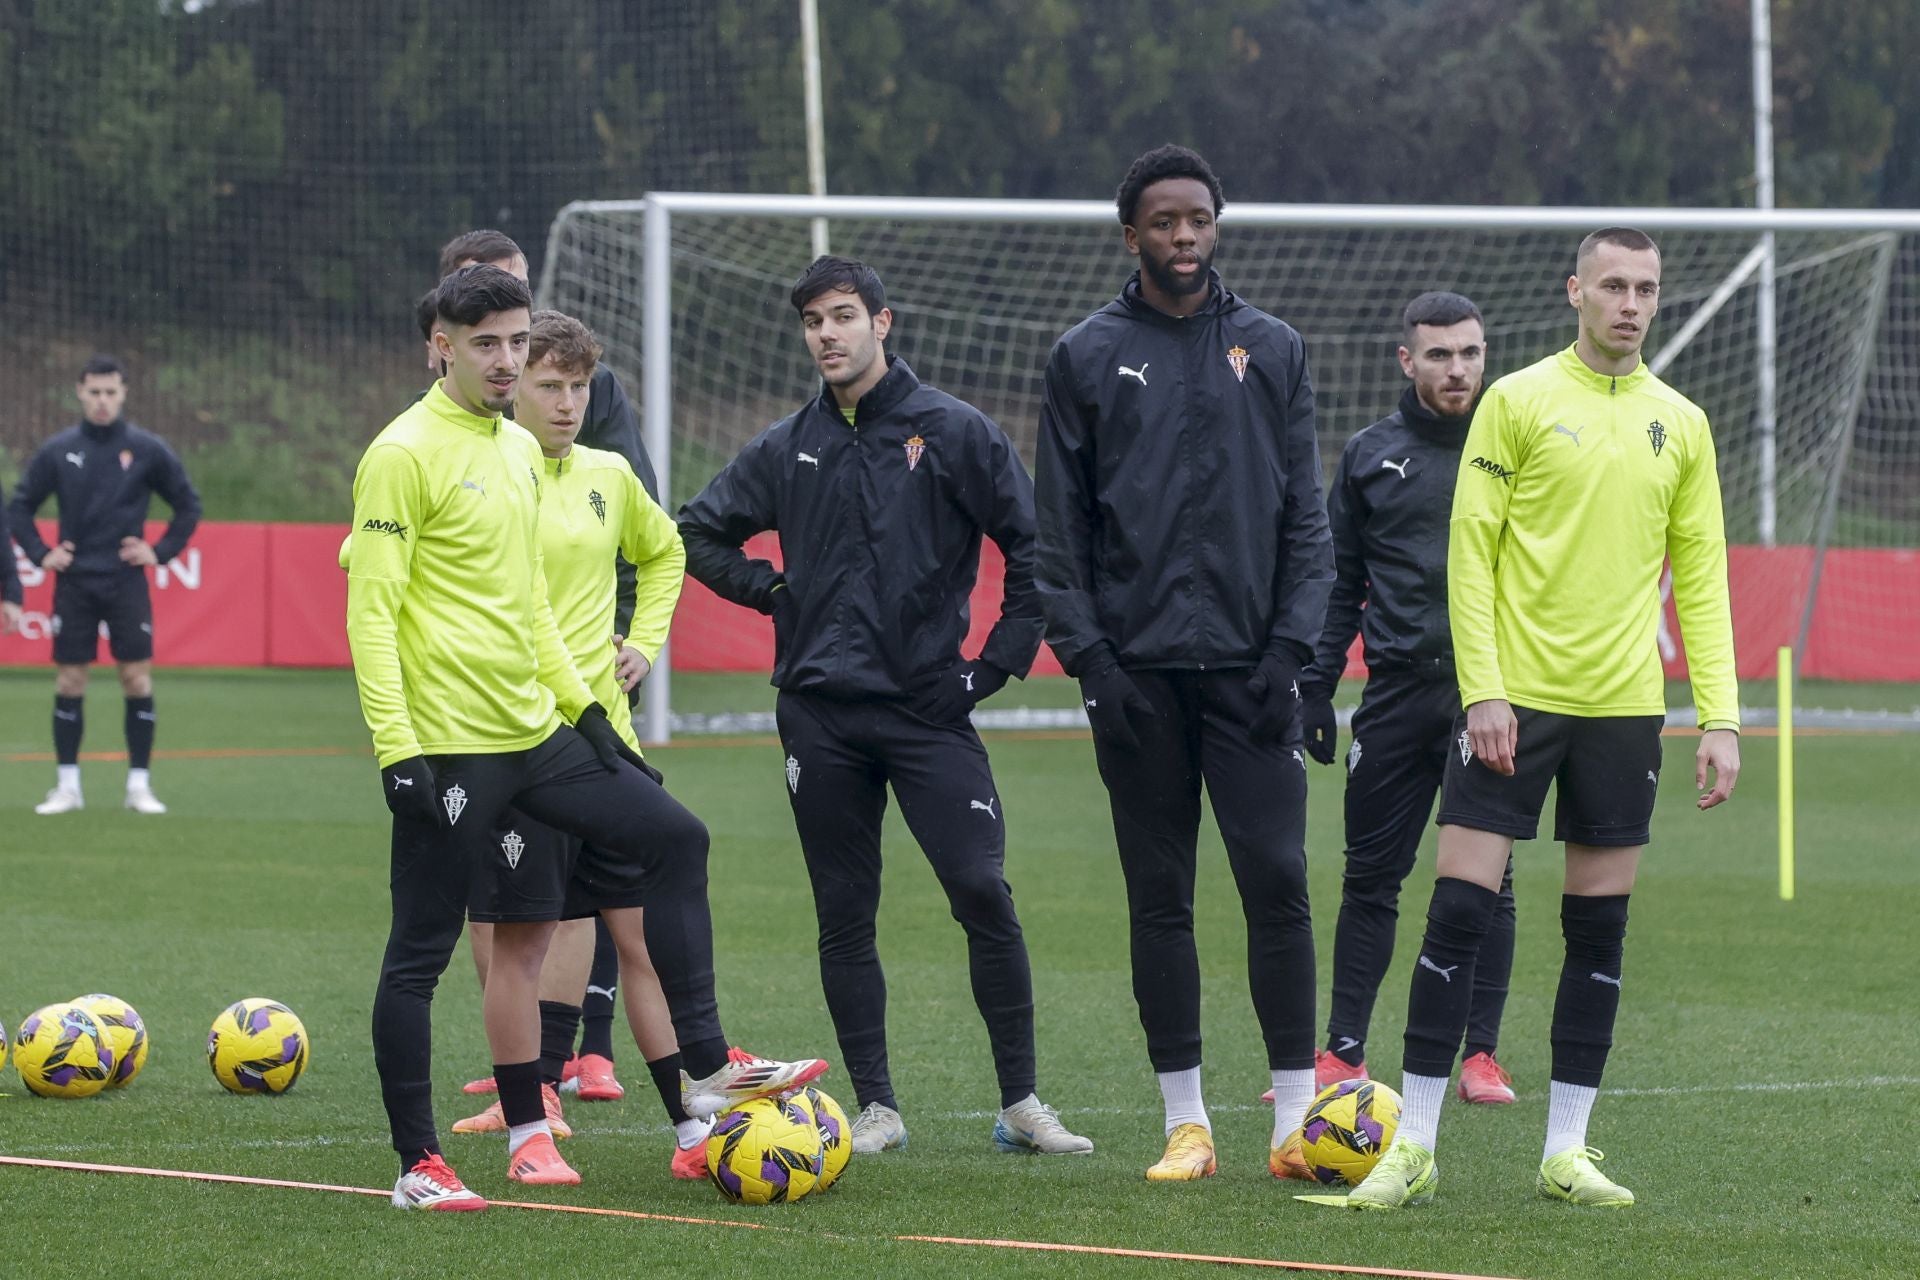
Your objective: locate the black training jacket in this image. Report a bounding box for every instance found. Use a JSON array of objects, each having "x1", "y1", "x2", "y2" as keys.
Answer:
[
  {"x1": 7, "y1": 419, "x2": 201, "y2": 575},
  {"x1": 1034, "y1": 272, "x2": 1333, "y2": 676},
  {"x1": 678, "y1": 357, "x2": 1043, "y2": 697},
  {"x1": 1300, "y1": 384, "x2": 1477, "y2": 697}
]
